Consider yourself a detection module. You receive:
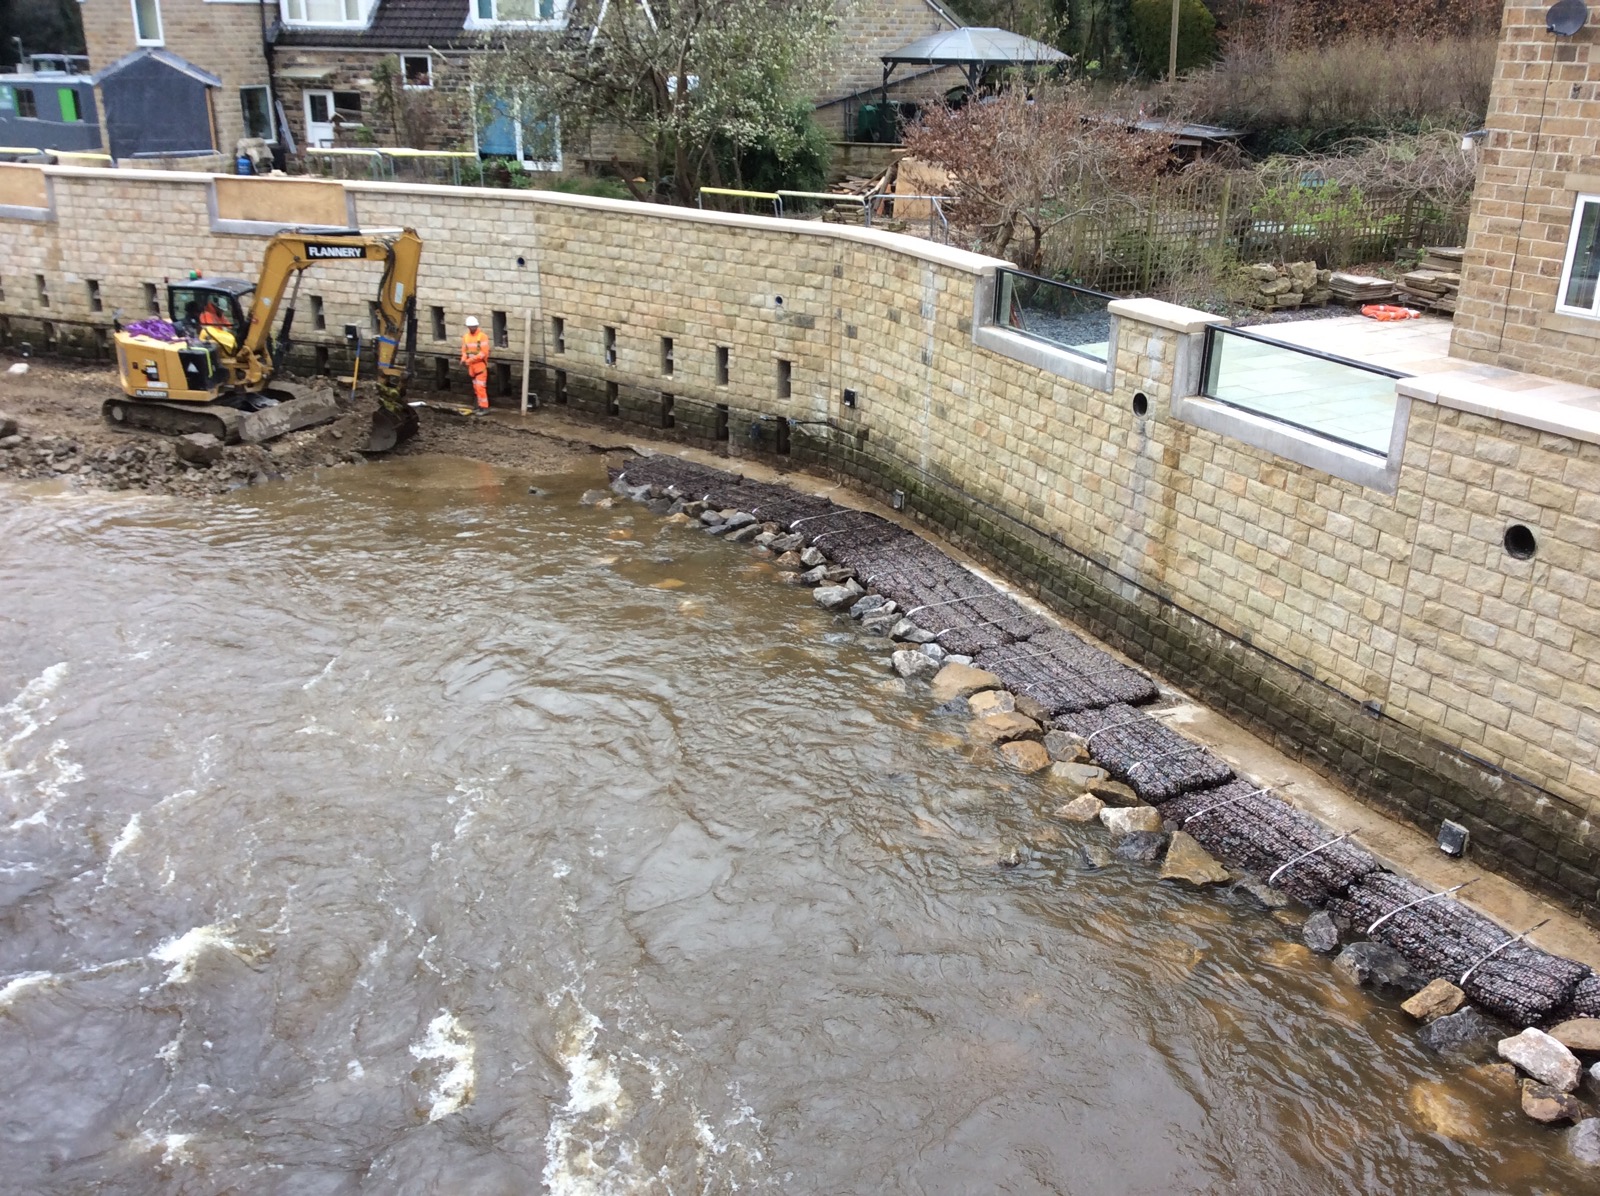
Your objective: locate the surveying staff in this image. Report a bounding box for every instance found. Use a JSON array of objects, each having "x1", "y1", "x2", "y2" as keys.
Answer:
[{"x1": 460, "y1": 315, "x2": 490, "y2": 413}]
